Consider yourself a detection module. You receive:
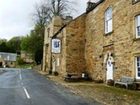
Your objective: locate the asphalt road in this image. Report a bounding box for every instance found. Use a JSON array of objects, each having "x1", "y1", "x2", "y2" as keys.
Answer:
[{"x1": 0, "y1": 68, "x2": 102, "y2": 105}]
